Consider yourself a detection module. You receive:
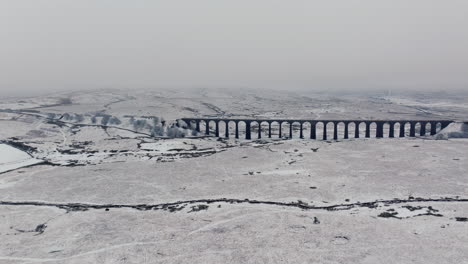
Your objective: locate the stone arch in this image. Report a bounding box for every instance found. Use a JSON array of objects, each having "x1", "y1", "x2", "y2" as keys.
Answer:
[
  {"x1": 248, "y1": 120, "x2": 259, "y2": 139},
  {"x1": 413, "y1": 122, "x2": 422, "y2": 136},
  {"x1": 223, "y1": 120, "x2": 235, "y2": 138},
  {"x1": 347, "y1": 122, "x2": 356, "y2": 139},
  {"x1": 300, "y1": 121, "x2": 311, "y2": 139},
  {"x1": 402, "y1": 121, "x2": 411, "y2": 137},
  {"x1": 198, "y1": 119, "x2": 209, "y2": 135},
  {"x1": 337, "y1": 121, "x2": 346, "y2": 139},
  {"x1": 418, "y1": 121, "x2": 428, "y2": 136},
  {"x1": 217, "y1": 120, "x2": 226, "y2": 138},
  {"x1": 251, "y1": 120, "x2": 268, "y2": 139},
  {"x1": 436, "y1": 122, "x2": 443, "y2": 133},
  {"x1": 259, "y1": 121, "x2": 266, "y2": 138},
  {"x1": 211, "y1": 120, "x2": 221, "y2": 137},
  {"x1": 280, "y1": 121, "x2": 290, "y2": 138},
  {"x1": 426, "y1": 121, "x2": 432, "y2": 135},
  {"x1": 236, "y1": 120, "x2": 246, "y2": 139},
  {"x1": 357, "y1": 122, "x2": 366, "y2": 138},
  {"x1": 366, "y1": 122, "x2": 376, "y2": 138},
  {"x1": 391, "y1": 122, "x2": 400, "y2": 138},
  {"x1": 382, "y1": 121, "x2": 391, "y2": 138},
  {"x1": 289, "y1": 121, "x2": 303, "y2": 139},
  {"x1": 380, "y1": 122, "x2": 389, "y2": 138},
  {"x1": 396, "y1": 121, "x2": 404, "y2": 137},
  {"x1": 263, "y1": 121, "x2": 272, "y2": 138},
  {"x1": 314, "y1": 121, "x2": 324, "y2": 140},
  {"x1": 207, "y1": 120, "x2": 217, "y2": 136},
  {"x1": 191, "y1": 120, "x2": 199, "y2": 131},
  {"x1": 269, "y1": 121, "x2": 281, "y2": 138}
]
